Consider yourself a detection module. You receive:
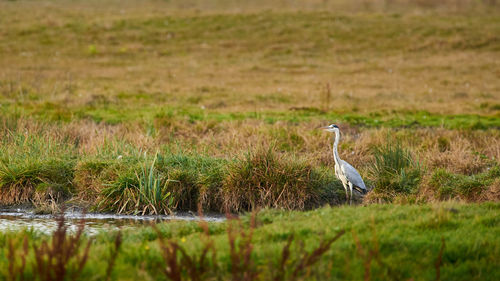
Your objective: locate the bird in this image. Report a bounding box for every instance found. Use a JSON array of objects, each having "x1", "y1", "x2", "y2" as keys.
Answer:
[{"x1": 321, "y1": 124, "x2": 367, "y2": 204}]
